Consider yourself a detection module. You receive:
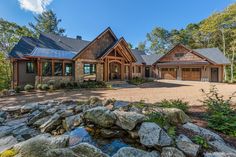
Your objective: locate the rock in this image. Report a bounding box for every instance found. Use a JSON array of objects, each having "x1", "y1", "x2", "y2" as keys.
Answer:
[
  {"x1": 176, "y1": 141, "x2": 200, "y2": 157},
  {"x1": 40, "y1": 113, "x2": 61, "y2": 132},
  {"x1": 12, "y1": 125, "x2": 39, "y2": 141},
  {"x1": 208, "y1": 140, "x2": 236, "y2": 154},
  {"x1": 204, "y1": 152, "x2": 236, "y2": 157},
  {"x1": 182, "y1": 123, "x2": 223, "y2": 142},
  {"x1": 100, "y1": 128, "x2": 120, "y2": 138},
  {"x1": 83, "y1": 107, "x2": 116, "y2": 127},
  {"x1": 161, "y1": 147, "x2": 186, "y2": 157},
  {"x1": 0, "y1": 111, "x2": 7, "y2": 119},
  {"x1": 112, "y1": 147, "x2": 160, "y2": 157},
  {"x1": 128, "y1": 131, "x2": 139, "y2": 139},
  {"x1": 62, "y1": 114, "x2": 82, "y2": 131},
  {"x1": 59, "y1": 99, "x2": 78, "y2": 106},
  {"x1": 21, "y1": 102, "x2": 39, "y2": 113},
  {"x1": 60, "y1": 110, "x2": 74, "y2": 118},
  {"x1": 46, "y1": 148, "x2": 77, "y2": 157},
  {"x1": 2, "y1": 105, "x2": 21, "y2": 113},
  {"x1": 88, "y1": 97, "x2": 102, "y2": 105},
  {"x1": 176, "y1": 134, "x2": 193, "y2": 143},
  {"x1": 0, "y1": 136, "x2": 18, "y2": 153},
  {"x1": 138, "y1": 122, "x2": 173, "y2": 147},
  {"x1": 28, "y1": 110, "x2": 48, "y2": 125},
  {"x1": 113, "y1": 110, "x2": 145, "y2": 130},
  {"x1": 50, "y1": 135, "x2": 70, "y2": 148},
  {"x1": 71, "y1": 142, "x2": 109, "y2": 157},
  {"x1": 0, "y1": 118, "x2": 5, "y2": 123},
  {"x1": 0, "y1": 126, "x2": 14, "y2": 138},
  {"x1": 113, "y1": 101, "x2": 129, "y2": 110},
  {"x1": 33, "y1": 116, "x2": 50, "y2": 127}
]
